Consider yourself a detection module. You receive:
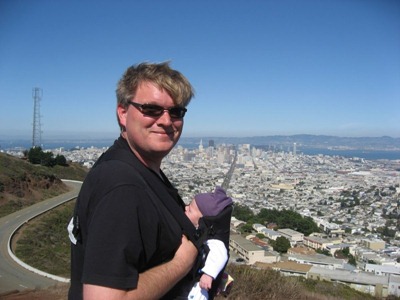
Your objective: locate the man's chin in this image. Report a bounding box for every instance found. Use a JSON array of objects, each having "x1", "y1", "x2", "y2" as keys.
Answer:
[
  {"x1": 151, "y1": 139, "x2": 177, "y2": 153},
  {"x1": 155, "y1": 132, "x2": 180, "y2": 144}
]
